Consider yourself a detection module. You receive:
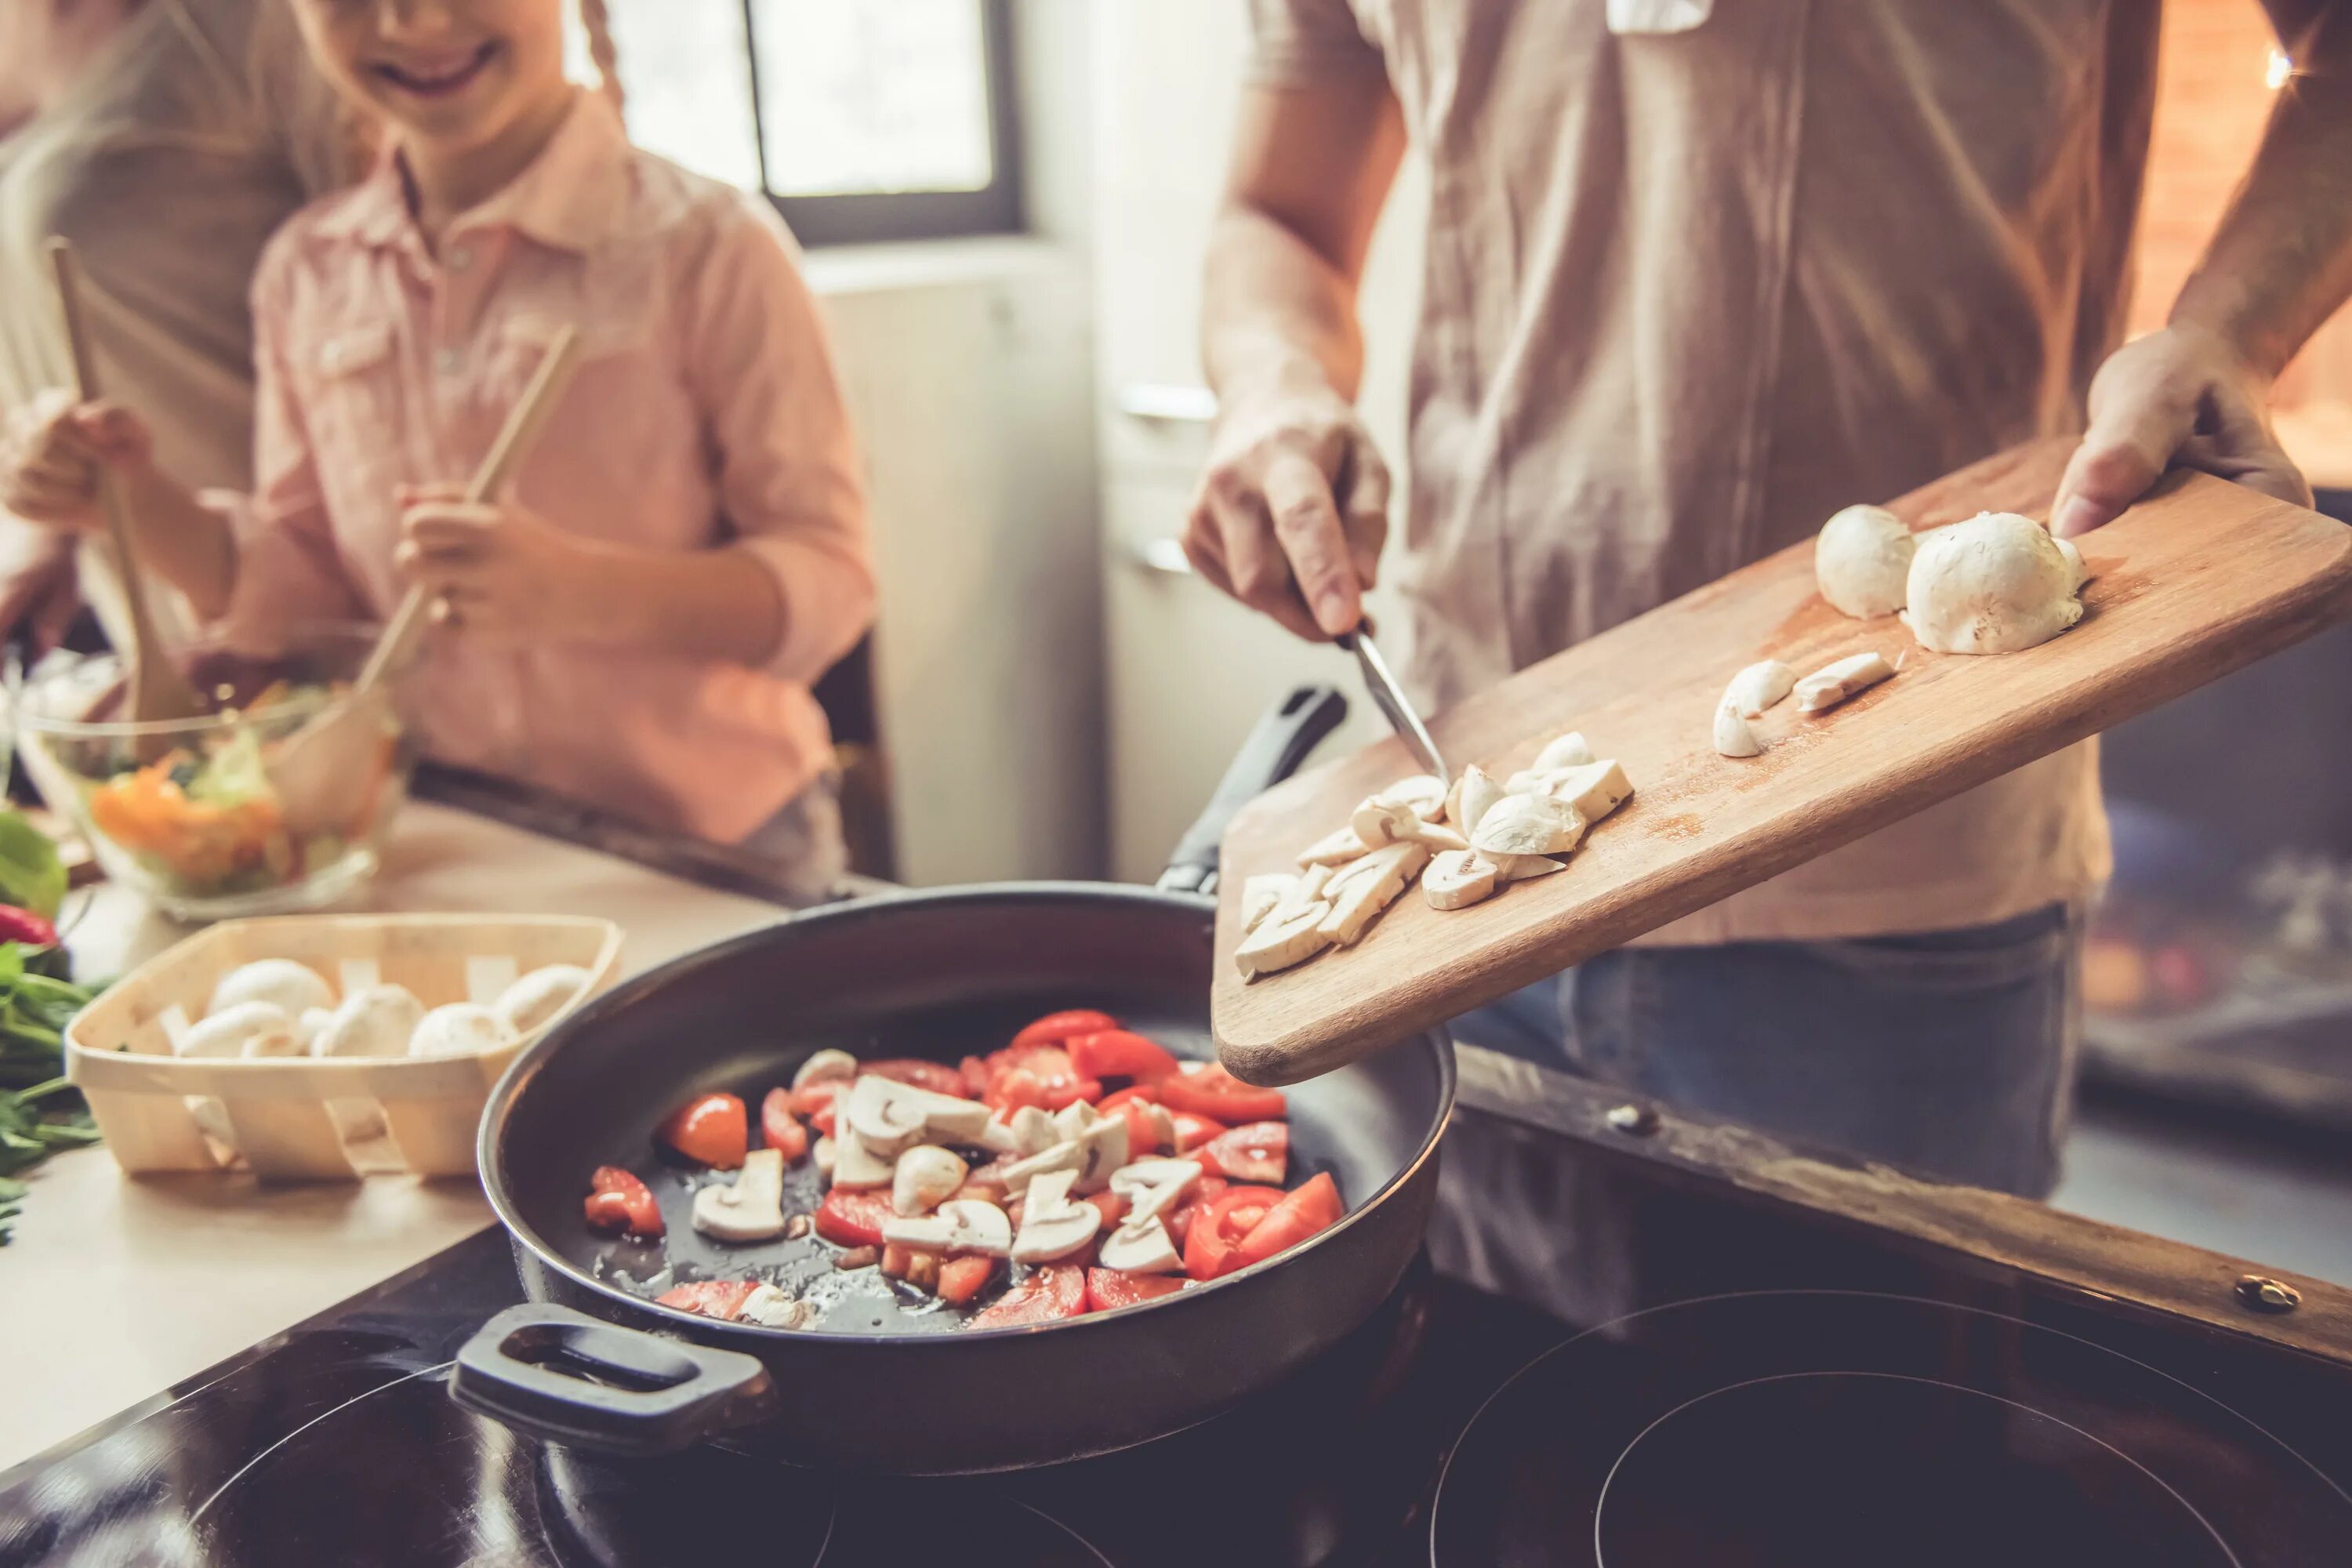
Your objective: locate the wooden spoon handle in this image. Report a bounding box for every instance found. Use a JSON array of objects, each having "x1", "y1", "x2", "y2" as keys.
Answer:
[{"x1": 358, "y1": 325, "x2": 583, "y2": 693}]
